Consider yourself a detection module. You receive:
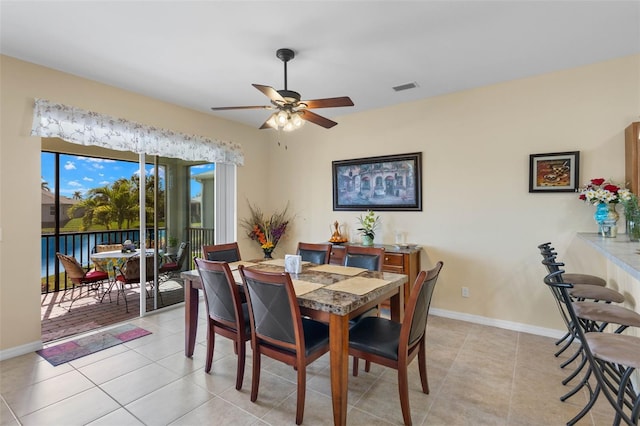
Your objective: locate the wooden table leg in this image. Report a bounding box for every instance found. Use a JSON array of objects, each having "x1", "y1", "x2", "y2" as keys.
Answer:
[
  {"x1": 389, "y1": 287, "x2": 403, "y2": 322},
  {"x1": 184, "y1": 278, "x2": 199, "y2": 357},
  {"x1": 329, "y1": 313, "x2": 349, "y2": 426}
]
